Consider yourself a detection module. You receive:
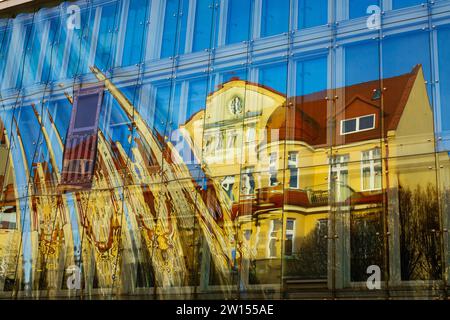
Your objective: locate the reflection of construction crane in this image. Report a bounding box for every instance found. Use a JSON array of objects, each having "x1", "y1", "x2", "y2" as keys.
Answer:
[
  {"x1": 88, "y1": 66, "x2": 238, "y2": 286},
  {"x1": 48, "y1": 66, "x2": 238, "y2": 288},
  {"x1": 1, "y1": 65, "x2": 241, "y2": 291}
]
